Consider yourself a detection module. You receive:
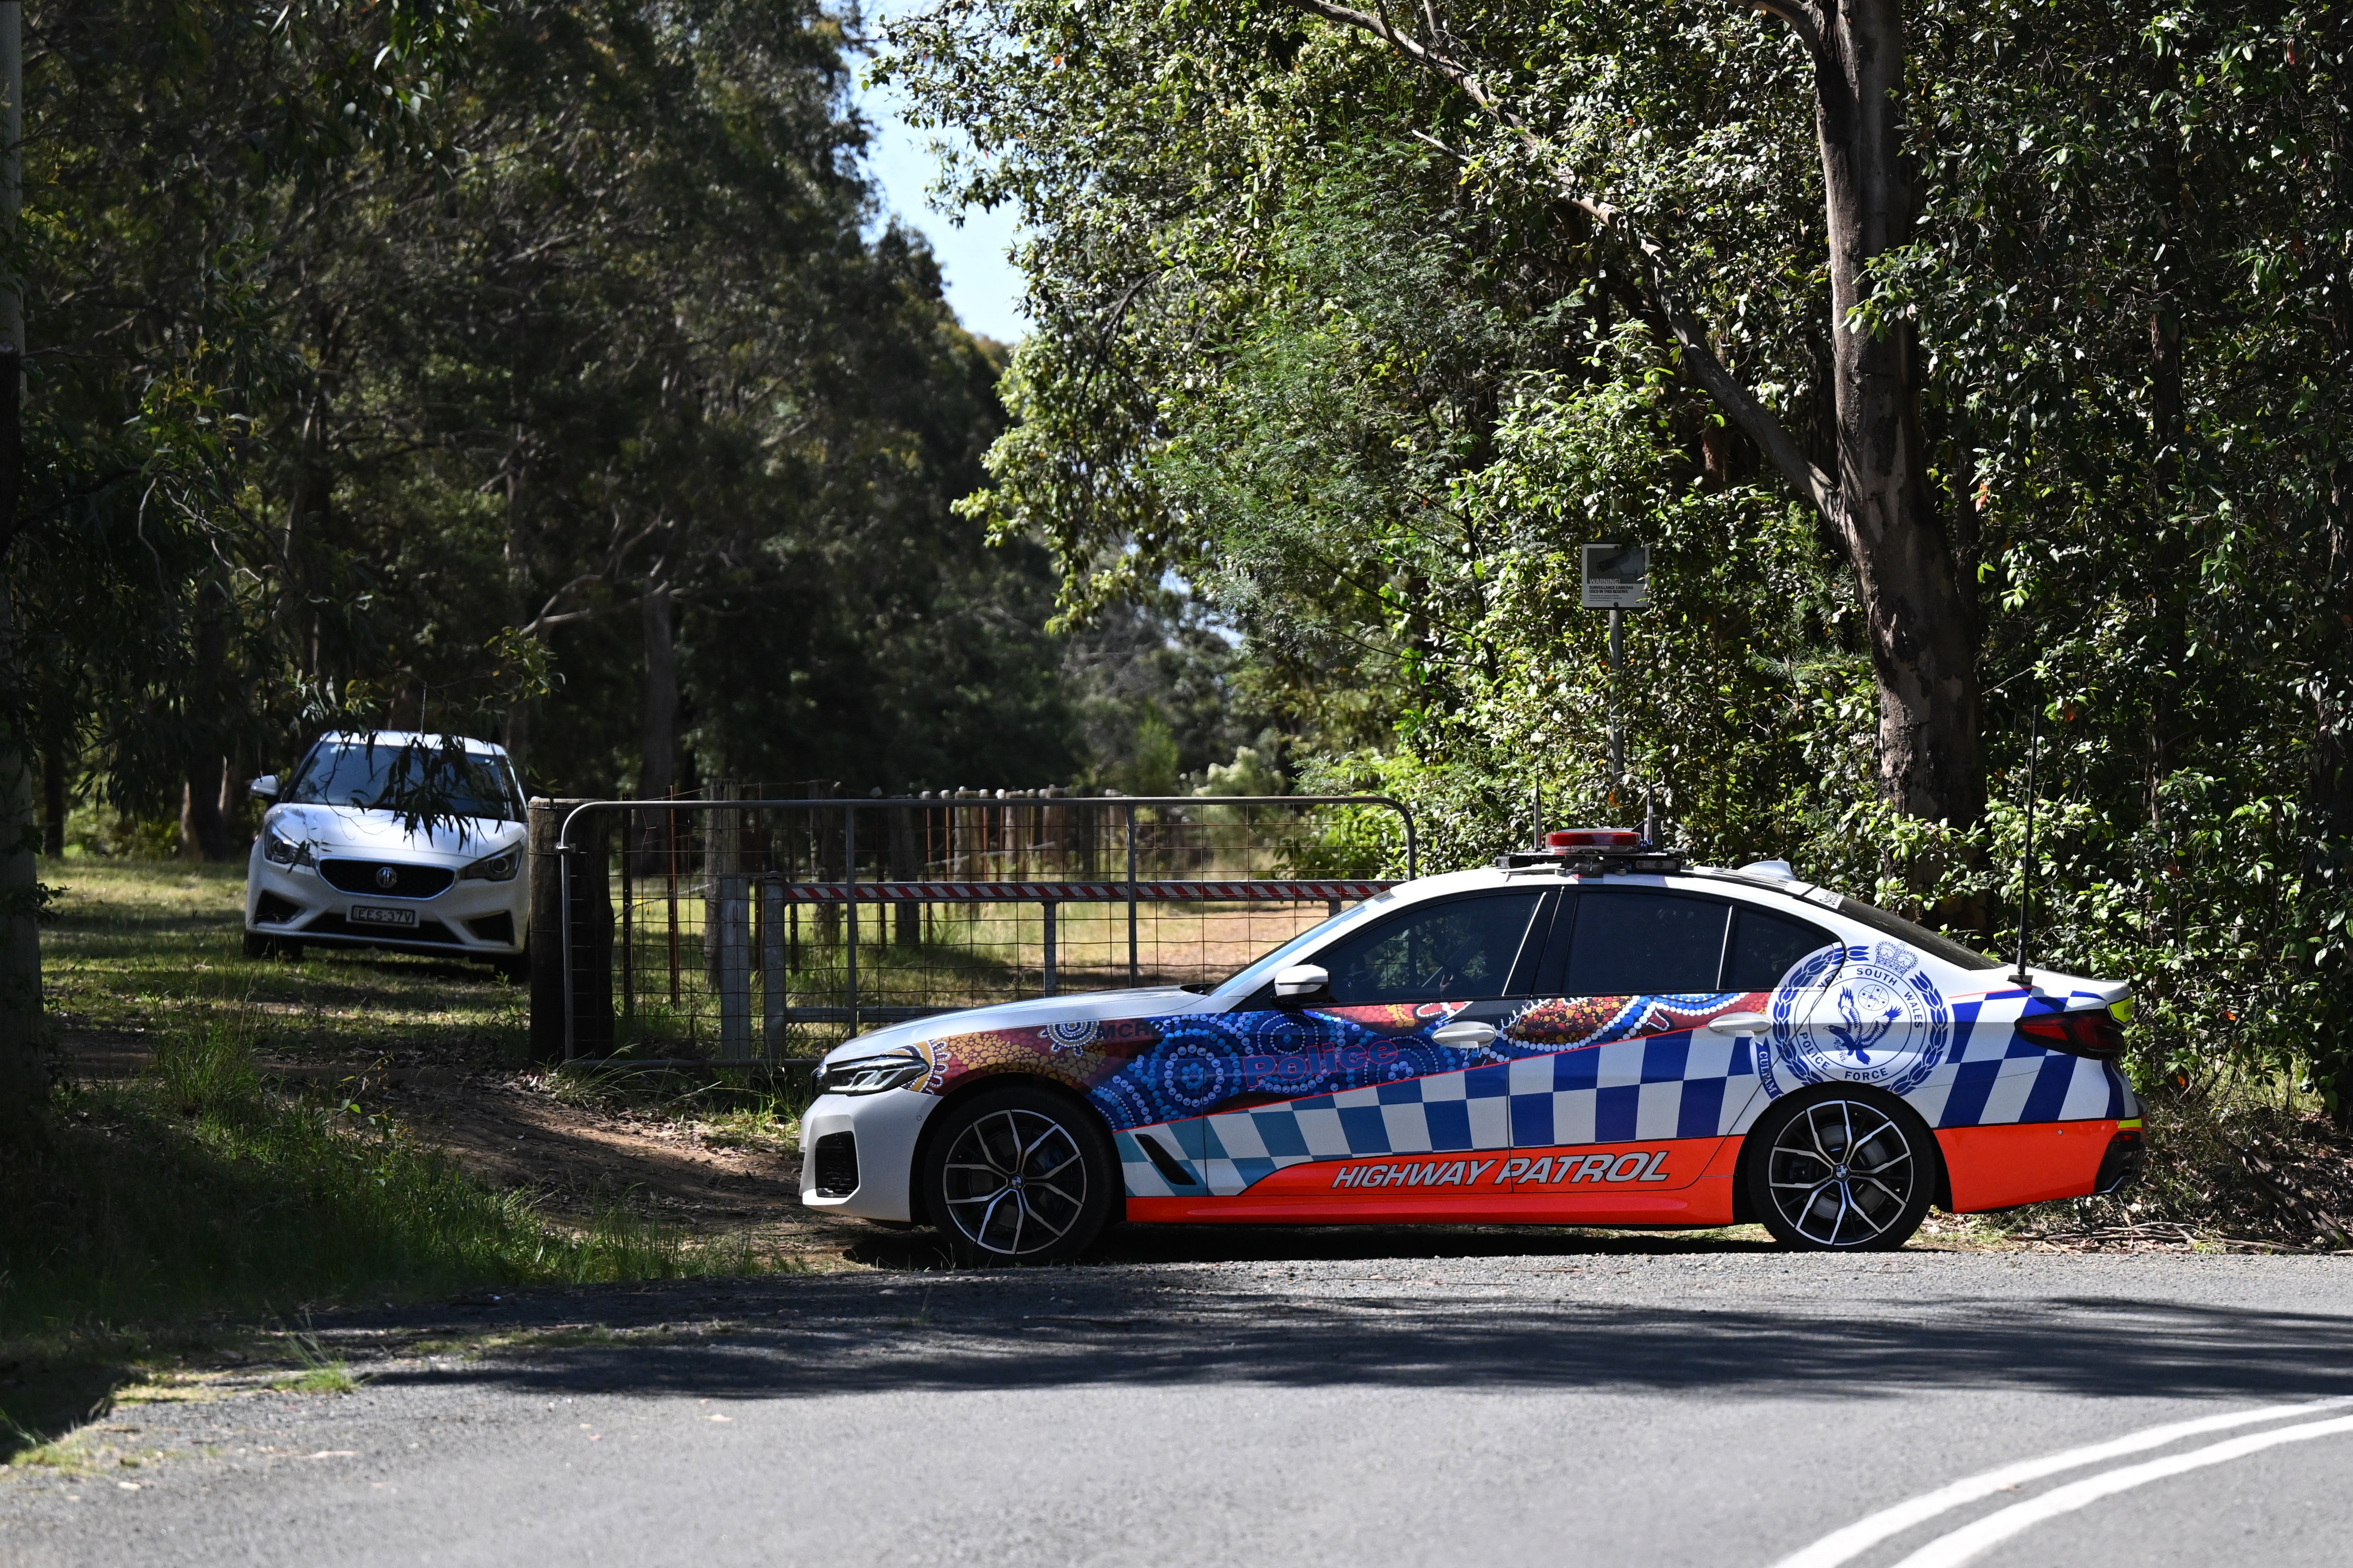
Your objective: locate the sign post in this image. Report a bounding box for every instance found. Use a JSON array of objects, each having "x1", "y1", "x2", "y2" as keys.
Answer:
[{"x1": 1581, "y1": 544, "x2": 1650, "y2": 813}]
